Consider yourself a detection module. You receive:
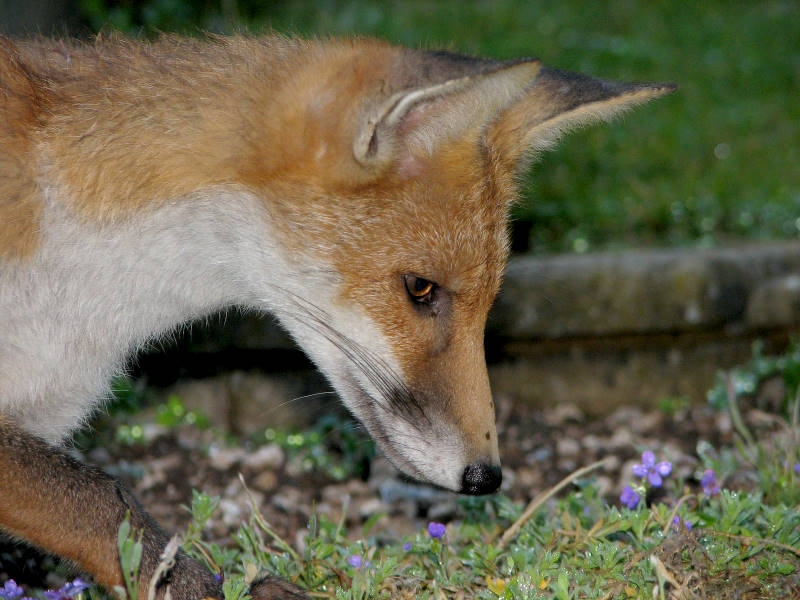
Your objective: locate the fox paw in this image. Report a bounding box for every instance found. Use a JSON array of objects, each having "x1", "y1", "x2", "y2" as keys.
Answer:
[{"x1": 248, "y1": 576, "x2": 309, "y2": 600}]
